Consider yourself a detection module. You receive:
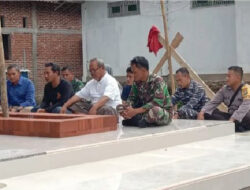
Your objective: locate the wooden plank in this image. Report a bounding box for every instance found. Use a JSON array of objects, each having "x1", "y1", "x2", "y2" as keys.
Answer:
[
  {"x1": 153, "y1": 32, "x2": 184, "y2": 74},
  {"x1": 160, "y1": 0, "x2": 175, "y2": 94},
  {"x1": 0, "y1": 21, "x2": 9, "y2": 117},
  {"x1": 158, "y1": 34, "x2": 227, "y2": 111},
  {"x1": 171, "y1": 47, "x2": 215, "y2": 99},
  {"x1": 171, "y1": 32, "x2": 183, "y2": 49},
  {"x1": 153, "y1": 51, "x2": 168, "y2": 74}
]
